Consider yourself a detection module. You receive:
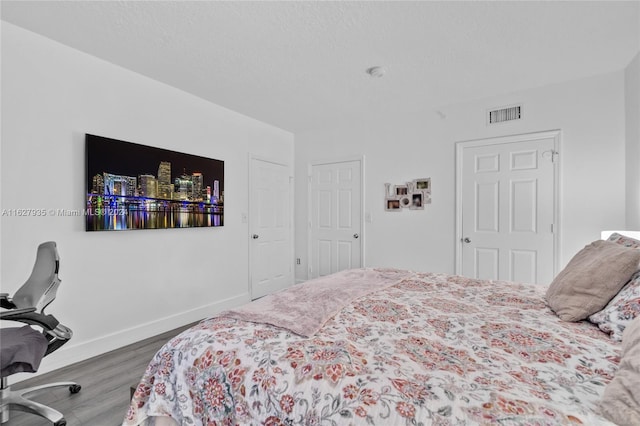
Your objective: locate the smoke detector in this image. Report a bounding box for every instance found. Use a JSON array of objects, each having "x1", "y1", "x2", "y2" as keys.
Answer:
[{"x1": 366, "y1": 66, "x2": 386, "y2": 78}]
